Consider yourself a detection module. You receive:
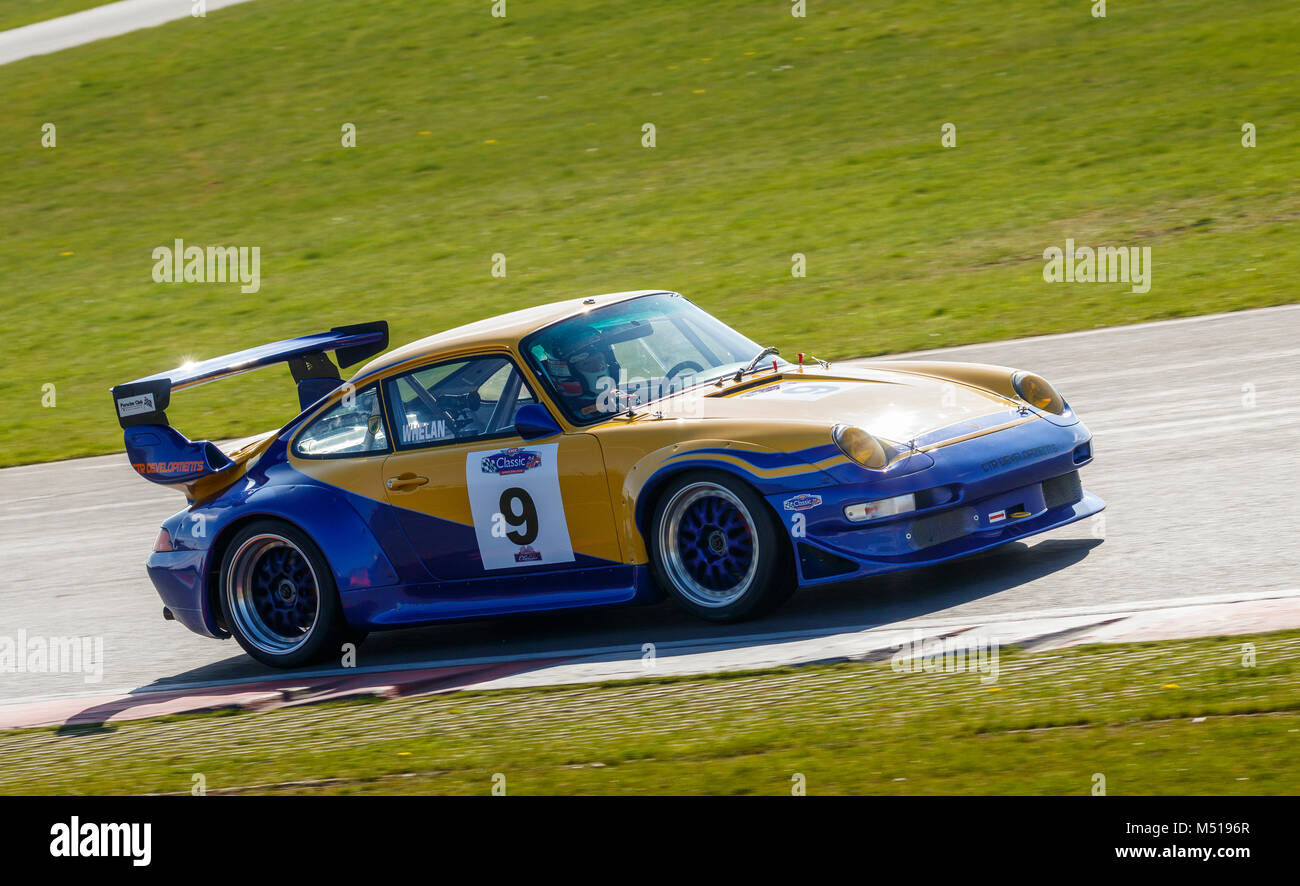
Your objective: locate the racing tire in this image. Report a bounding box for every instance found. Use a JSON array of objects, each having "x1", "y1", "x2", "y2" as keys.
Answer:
[
  {"x1": 649, "y1": 471, "x2": 795, "y2": 622},
  {"x1": 218, "y1": 520, "x2": 358, "y2": 668}
]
